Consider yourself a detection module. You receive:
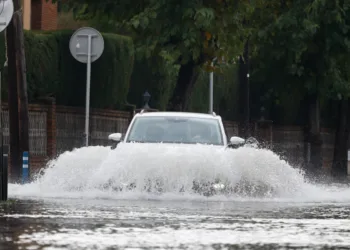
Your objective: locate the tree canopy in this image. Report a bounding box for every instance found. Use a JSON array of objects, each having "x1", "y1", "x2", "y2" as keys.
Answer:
[
  {"x1": 52, "y1": 0, "x2": 255, "y2": 70},
  {"x1": 252, "y1": 0, "x2": 350, "y2": 100},
  {"x1": 50, "y1": 0, "x2": 262, "y2": 110}
]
